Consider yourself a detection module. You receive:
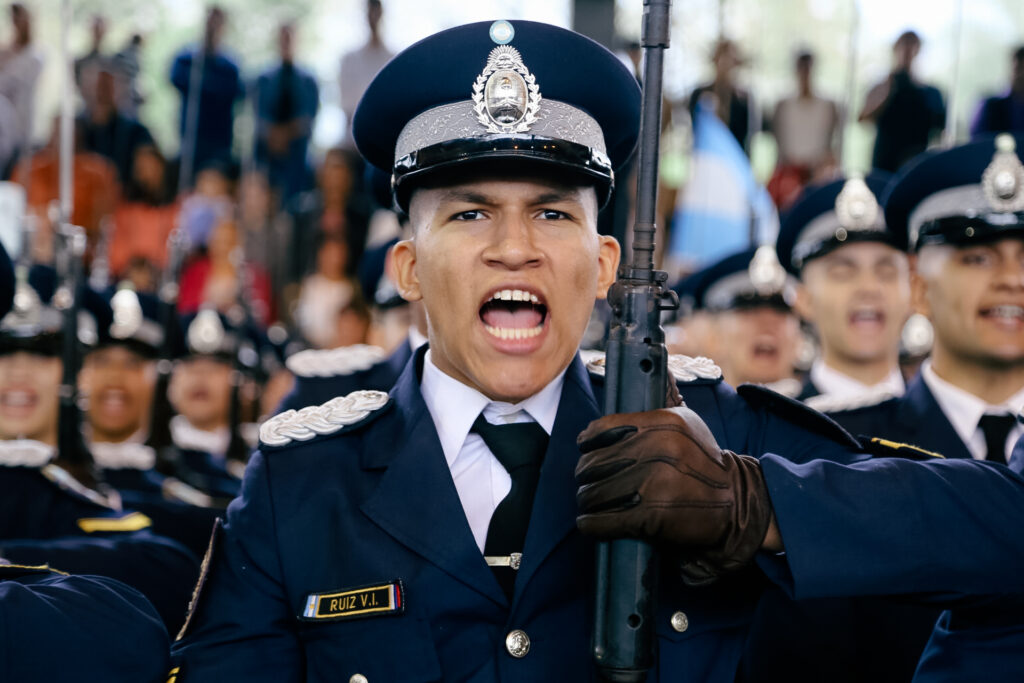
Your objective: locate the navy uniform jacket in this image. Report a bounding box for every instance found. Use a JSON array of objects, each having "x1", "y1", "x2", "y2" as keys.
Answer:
[
  {"x1": 163, "y1": 445, "x2": 242, "y2": 502},
  {"x1": 172, "y1": 352, "x2": 1024, "y2": 682},
  {"x1": 913, "y1": 437, "x2": 1024, "y2": 682},
  {"x1": 0, "y1": 461, "x2": 200, "y2": 634},
  {"x1": 278, "y1": 340, "x2": 413, "y2": 413},
  {"x1": 796, "y1": 376, "x2": 821, "y2": 401},
  {"x1": 0, "y1": 563, "x2": 170, "y2": 682},
  {"x1": 740, "y1": 373, "x2": 982, "y2": 682},
  {"x1": 102, "y1": 465, "x2": 224, "y2": 560}
]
